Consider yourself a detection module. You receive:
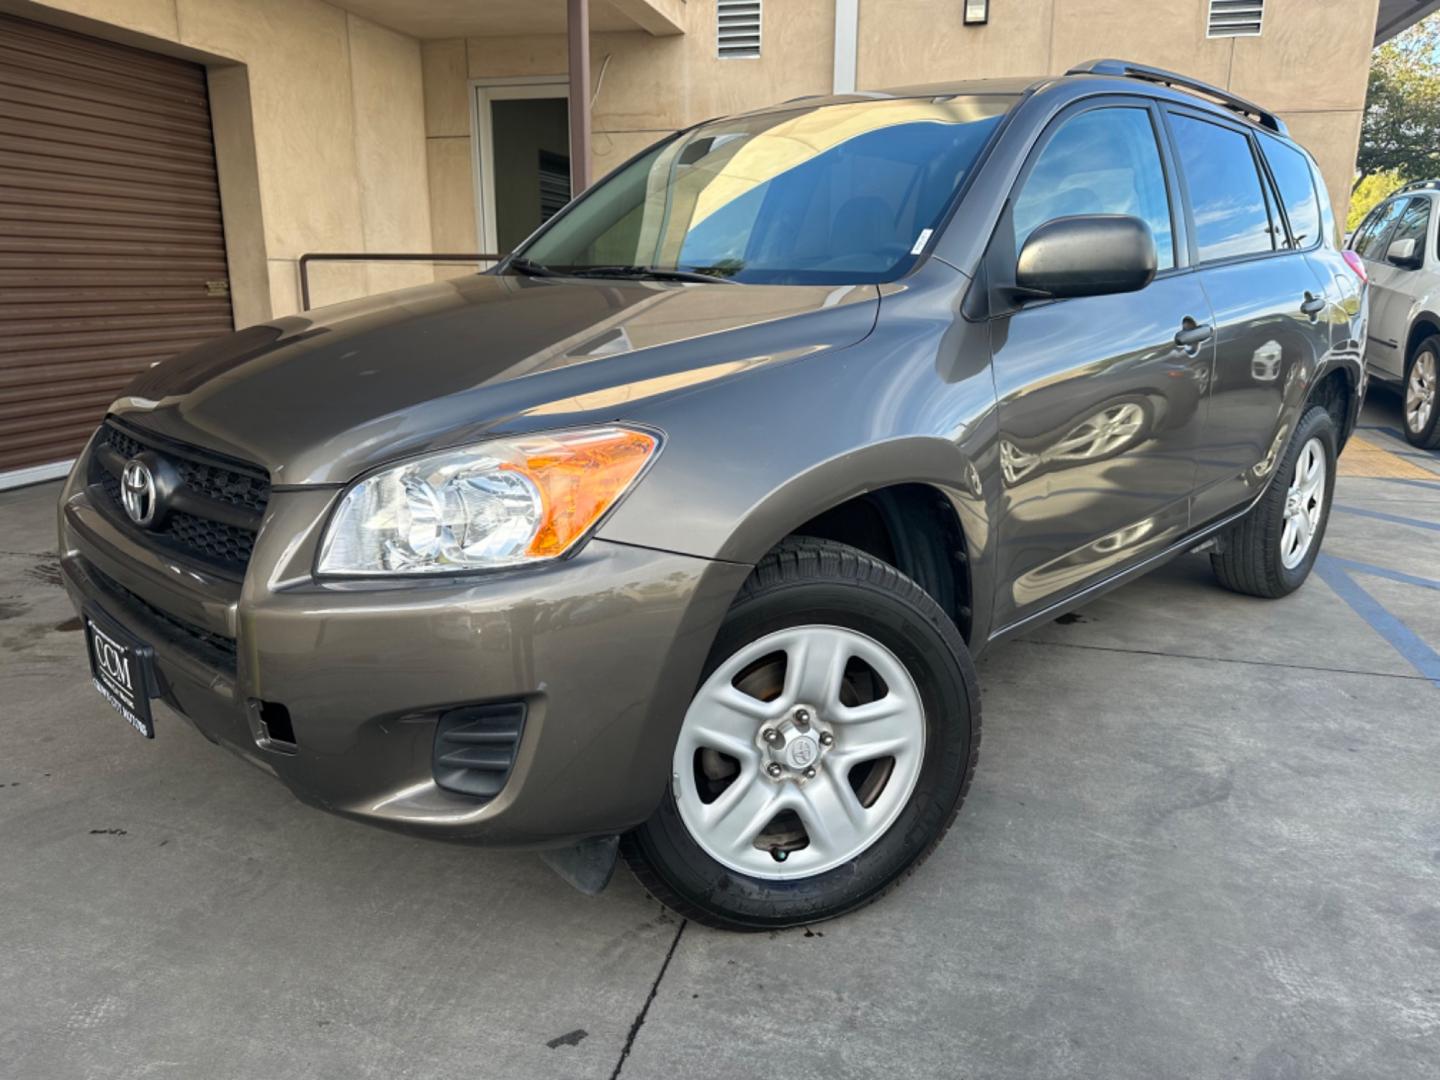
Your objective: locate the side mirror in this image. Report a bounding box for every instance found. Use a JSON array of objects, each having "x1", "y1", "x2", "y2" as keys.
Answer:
[
  {"x1": 1386, "y1": 236, "x2": 1421, "y2": 268},
  {"x1": 1015, "y1": 215, "x2": 1157, "y2": 300}
]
